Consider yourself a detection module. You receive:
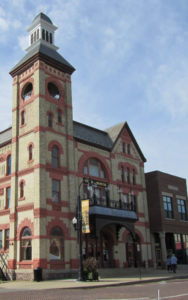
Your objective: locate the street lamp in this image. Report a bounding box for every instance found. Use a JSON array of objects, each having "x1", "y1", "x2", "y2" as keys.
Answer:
[{"x1": 72, "y1": 178, "x2": 92, "y2": 281}]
